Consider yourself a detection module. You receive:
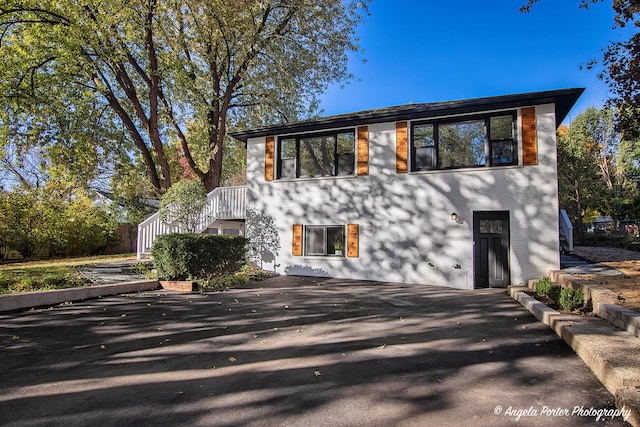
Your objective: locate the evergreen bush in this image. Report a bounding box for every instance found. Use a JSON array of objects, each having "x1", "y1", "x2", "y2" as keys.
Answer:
[
  {"x1": 152, "y1": 234, "x2": 247, "y2": 280},
  {"x1": 548, "y1": 284, "x2": 562, "y2": 303},
  {"x1": 535, "y1": 277, "x2": 553, "y2": 295},
  {"x1": 559, "y1": 287, "x2": 585, "y2": 311}
]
